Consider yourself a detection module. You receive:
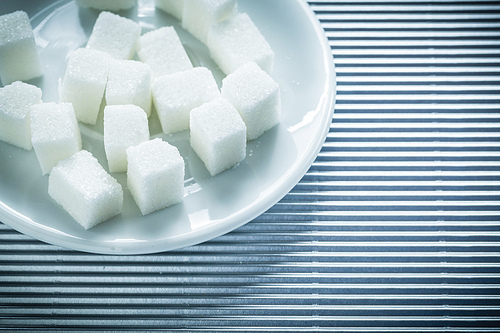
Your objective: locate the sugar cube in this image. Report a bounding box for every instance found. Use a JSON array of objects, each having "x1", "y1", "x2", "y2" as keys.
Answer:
[
  {"x1": 155, "y1": 0, "x2": 184, "y2": 20},
  {"x1": 221, "y1": 62, "x2": 280, "y2": 140},
  {"x1": 127, "y1": 138, "x2": 185, "y2": 215},
  {"x1": 0, "y1": 81, "x2": 42, "y2": 150},
  {"x1": 103, "y1": 105, "x2": 150, "y2": 173},
  {"x1": 0, "y1": 11, "x2": 43, "y2": 85},
  {"x1": 207, "y1": 12, "x2": 274, "y2": 75},
  {"x1": 182, "y1": 0, "x2": 237, "y2": 44},
  {"x1": 190, "y1": 97, "x2": 246, "y2": 176},
  {"x1": 86, "y1": 11, "x2": 141, "y2": 60},
  {"x1": 30, "y1": 103, "x2": 82, "y2": 175},
  {"x1": 152, "y1": 67, "x2": 219, "y2": 134},
  {"x1": 59, "y1": 48, "x2": 110, "y2": 125},
  {"x1": 76, "y1": 0, "x2": 136, "y2": 11},
  {"x1": 106, "y1": 59, "x2": 152, "y2": 116},
  {"x1": 48, "y1": 150, "x2": 123, "y2": 229},
  {"x1": 138, "y1": 27, "x2": 193, "y2": 79}
]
